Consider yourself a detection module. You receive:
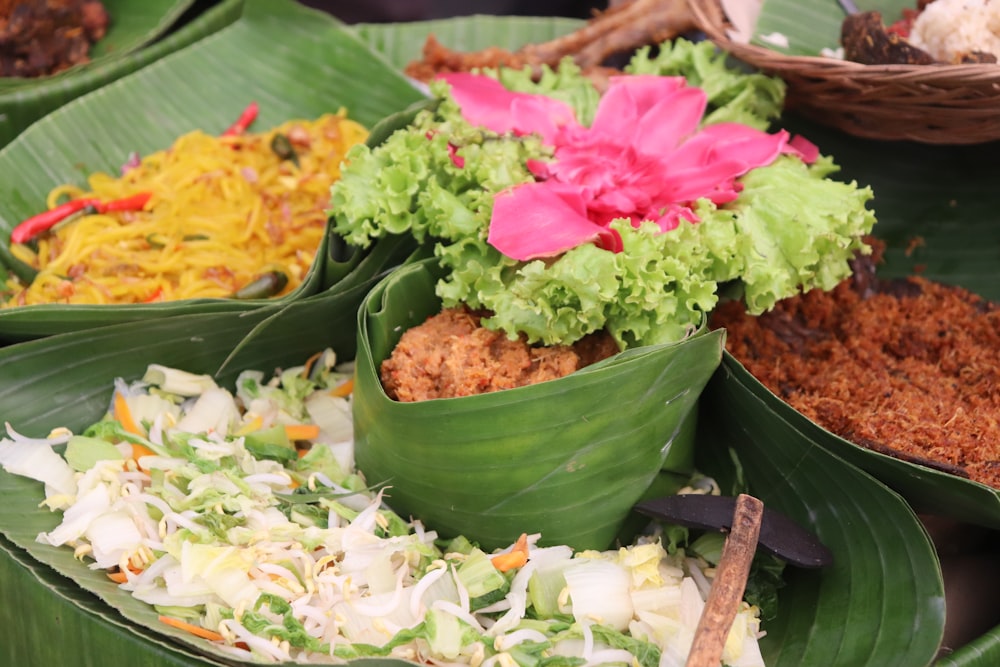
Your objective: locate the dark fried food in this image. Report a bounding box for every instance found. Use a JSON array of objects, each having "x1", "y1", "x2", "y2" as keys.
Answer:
[
  {"x1": 841, "y1": 11, "x2": 936, "y2": 65},
  {"x1": 404, "y1": 0, "x2": 697, "y2": 82},
  {"x1": 381, "y1": 306, "x2": 619, "y2": 402},
  {"x1": 841, "y1": 5, "x2": 998, "y2": 65},
  {"x1": 0, "y1": 0, "x2": 110, "y2": 78}
]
